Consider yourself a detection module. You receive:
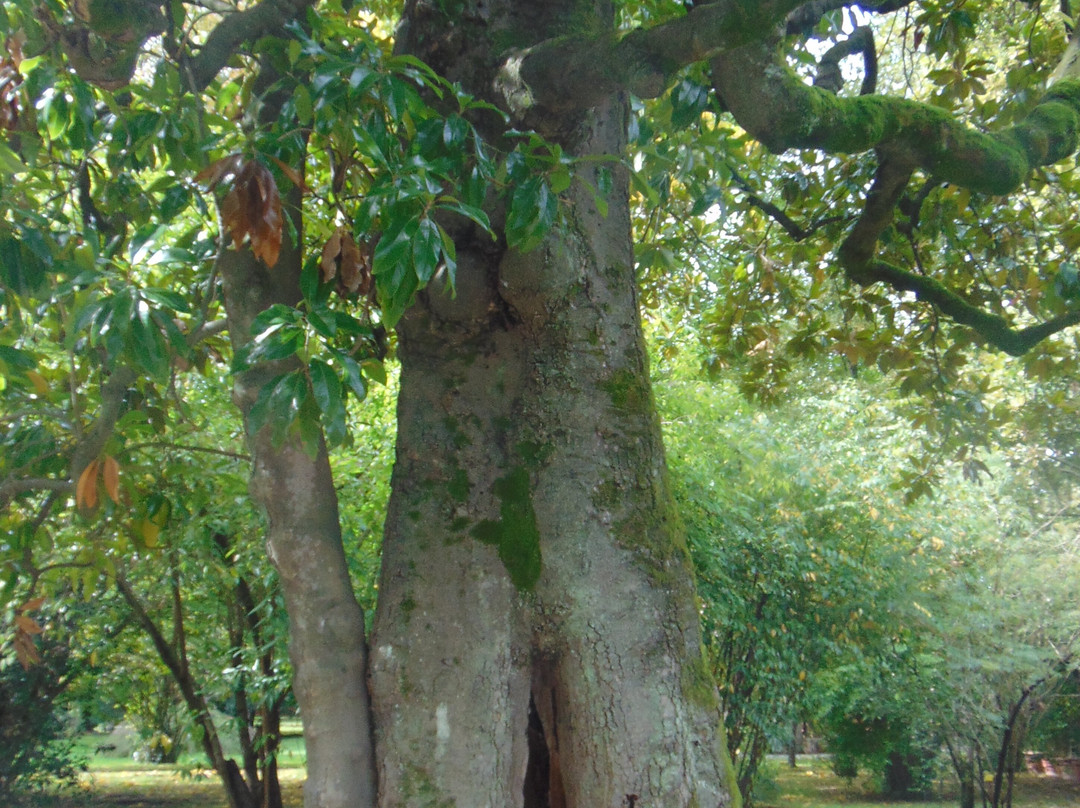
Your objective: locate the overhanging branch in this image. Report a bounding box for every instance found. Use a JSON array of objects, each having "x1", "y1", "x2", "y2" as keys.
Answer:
[
  {"x1": 814, "y1": 26, "x2": 877, "y2": 95},
  {"x1": 187, "y1": 0, "x2": 316, "y2": 91},
  {"x1": 712, "y1": 39, "x2": 1080, "y2": 196},
  {"x1": 837, "y1": 152, "x2": 1080, "y2": 356},
  {"x1": 498, "y1": 0, "x2": 806, "y2": 113},
  {"x1": 704, "y1": 34, "x2": 1080, "y2": 354}
]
